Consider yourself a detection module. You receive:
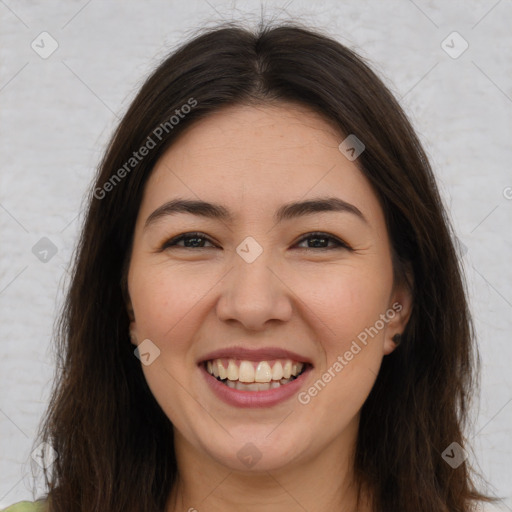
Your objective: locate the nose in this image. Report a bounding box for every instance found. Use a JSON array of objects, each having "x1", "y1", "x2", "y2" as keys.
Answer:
[{"x1": 216, "y1": 246, "x2": 293, "y2": 331}]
